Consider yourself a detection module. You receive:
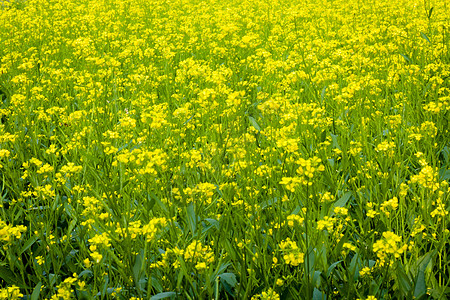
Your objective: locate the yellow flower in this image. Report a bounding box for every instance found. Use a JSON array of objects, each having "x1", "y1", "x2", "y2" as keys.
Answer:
[
  {"x1": 334, "y1": 206, "x2": 348, "y2": 216},
  {"x1": 411, "y1": 165, "x2": 439, "y2": 191},
  {"x1": 252, "y1": 288, "x2": 280, "y2": 300},
  {"x1": 380, "y1": 197, "x2": 398, "y2": 216},
  {"x1": 287, "y1": 214, "x2": 304, "y2": 227},
  {"x1": 36, "y1": 256, "x2": 45, "y2": 266},
  {"x1": 359, "y1": 267, "x2": 371, "y2": 277},
  {"x1": 0, "y1": 285, "x2": 23, "y2": 300},
  {"x1": 373, "y1": 231, "x2": 407, "y2": 266},
  {"x1": 342, "y1": 242, "x2": 356, "y2": 252},
  {"x1": 91, "y1": 251, "x2": 103, "y2": 263},
  {"x1": 279, "y1": 238, "x2": 304, "y2": 266},
  {"x1": 59, "y1": 162, "x2": 83, "y2": 174},
  {"x1": 317, "y1": 216, "x2": 335, "y2": 231}
]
